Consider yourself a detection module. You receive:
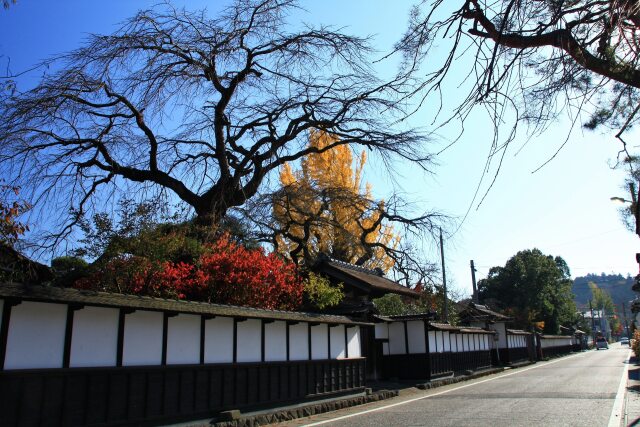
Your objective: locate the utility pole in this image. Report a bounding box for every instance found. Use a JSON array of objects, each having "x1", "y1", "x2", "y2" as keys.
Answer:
[
  {"x1": 623, "y1": 301, "x2": 630, "y2": 338},
  {"x1": 440, "y1": 228, "x2": 448, "y2": 323},
  {"x1": 589, "y1": 299, "x2": 595, "y2": 344},
  {"x1": 470, "y1": 260, "x2": 478, "y2": 304}
]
